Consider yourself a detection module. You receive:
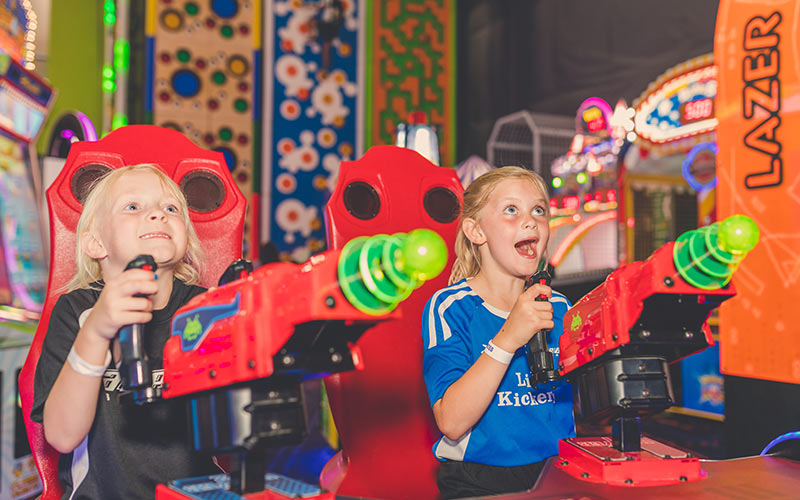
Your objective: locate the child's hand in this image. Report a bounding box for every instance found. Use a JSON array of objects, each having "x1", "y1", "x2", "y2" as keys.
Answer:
[
  {"x1": 494, "y1": 284, "x2": 554, "y2": 352},
  {"x1": 83, "y1": 269, "x2": 158, "y2": 341}
]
